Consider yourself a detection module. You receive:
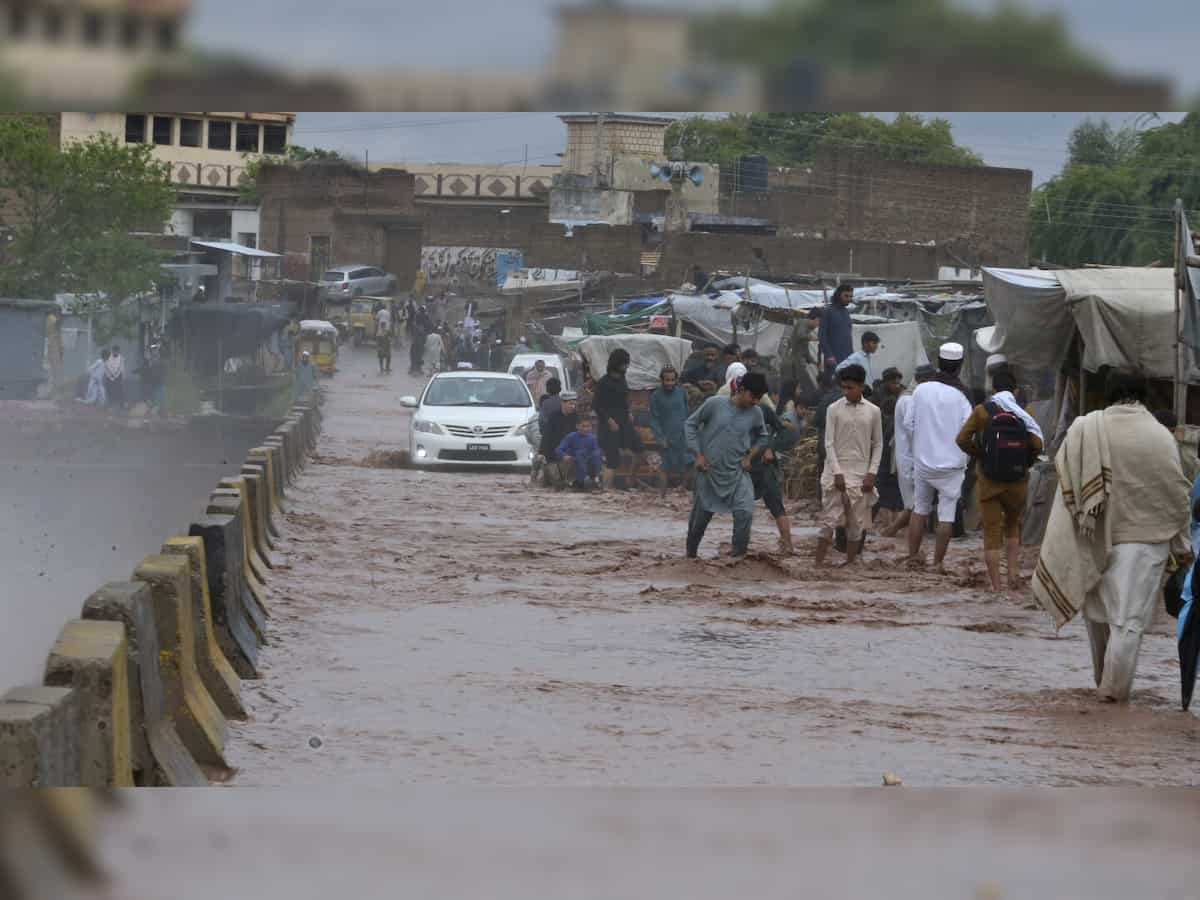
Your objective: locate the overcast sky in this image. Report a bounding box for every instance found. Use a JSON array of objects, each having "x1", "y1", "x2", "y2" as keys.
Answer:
[
  {"x1": 293, "y1": 112, "x2": 1188, "y2": 187},
  {"x1": 193, "y1": 1, "x2": 1199, "y2": 96}
]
